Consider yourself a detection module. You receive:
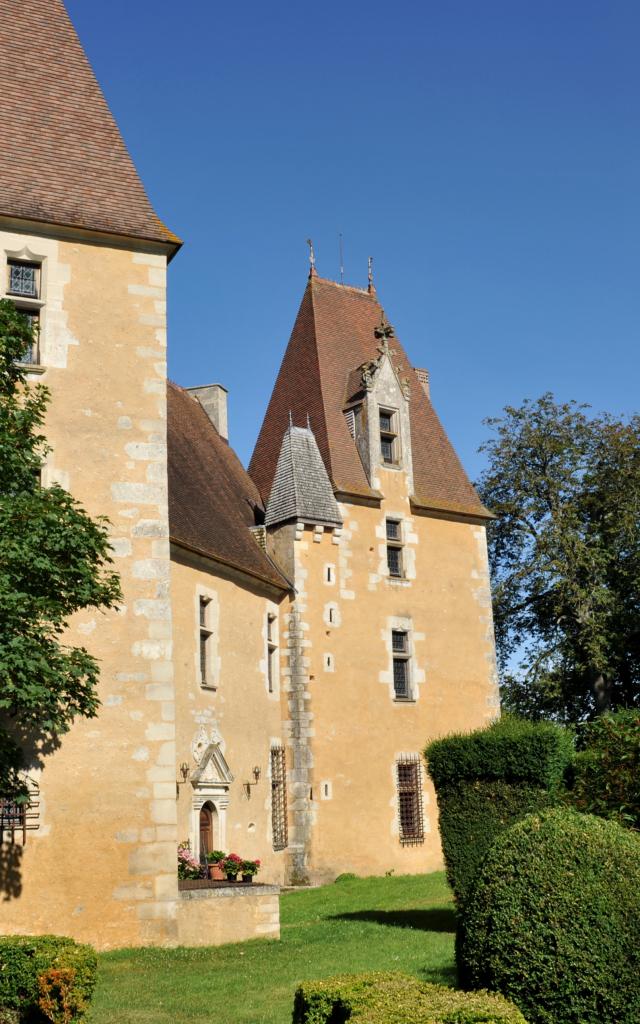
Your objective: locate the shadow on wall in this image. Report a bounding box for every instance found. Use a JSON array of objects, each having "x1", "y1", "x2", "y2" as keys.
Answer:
[
  {"x1": 0, "y1": 842, "x2": 23, "y2": 901},
  {"x1": 329, "y1": 908, "x2": 456, "y2": 933}
]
